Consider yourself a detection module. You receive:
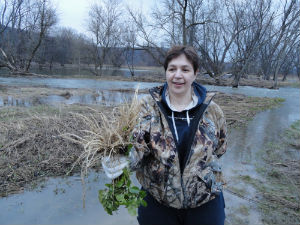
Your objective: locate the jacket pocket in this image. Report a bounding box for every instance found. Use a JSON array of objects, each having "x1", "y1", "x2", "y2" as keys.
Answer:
[{"x1": 196, "y1": 162, "x2": 223, "y2": 194}]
